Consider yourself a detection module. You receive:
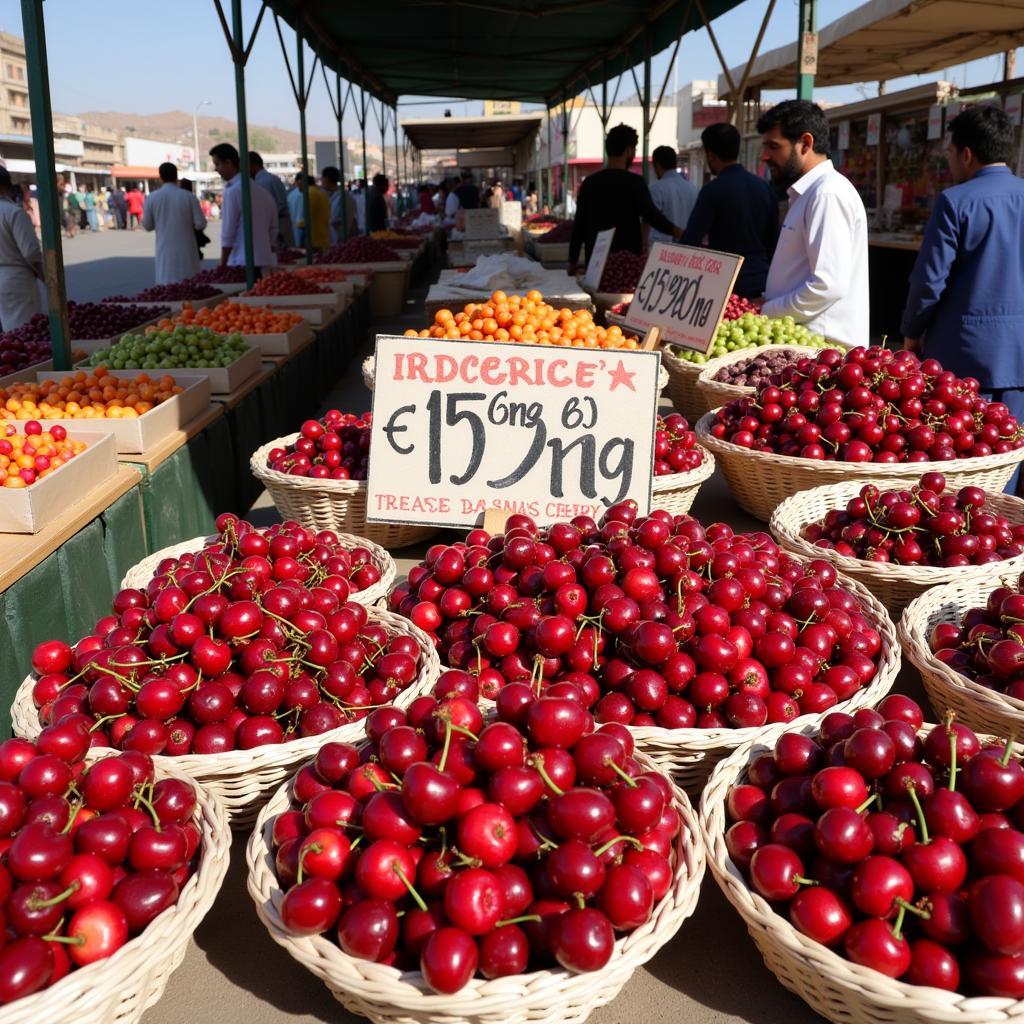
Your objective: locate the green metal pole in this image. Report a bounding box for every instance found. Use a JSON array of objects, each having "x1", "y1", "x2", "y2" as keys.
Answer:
[
  {"x1": 231, "y1": 0, "x2": 255, "y2": 286},
  {"x1": 361, "y1": 91, "x2": 369, "y2": 185},
  {"x1": 545, "y1": 110, "x2": 552, "y2": 210},
  {"x1": 336, "y1": 72, "x2": 348, "y2": 241},
  {"x1": 20, "y1": 0, "x2": 69, "y2": 369},
  {"x1": 797, "y1": 0, "x2": 817, "y2": 100},
  {"x1": 561, "y1": 97, "x2": 569, "y2": 212},
  {"x1": 642, "y1": 38, "x2": 652, "y2": 183},
  {"x1": 393, "y1": 108, "x2": 399, "y2": 189},
  {"x1": 297, "y1": 36, "x2": 312, "y2": 265}
]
